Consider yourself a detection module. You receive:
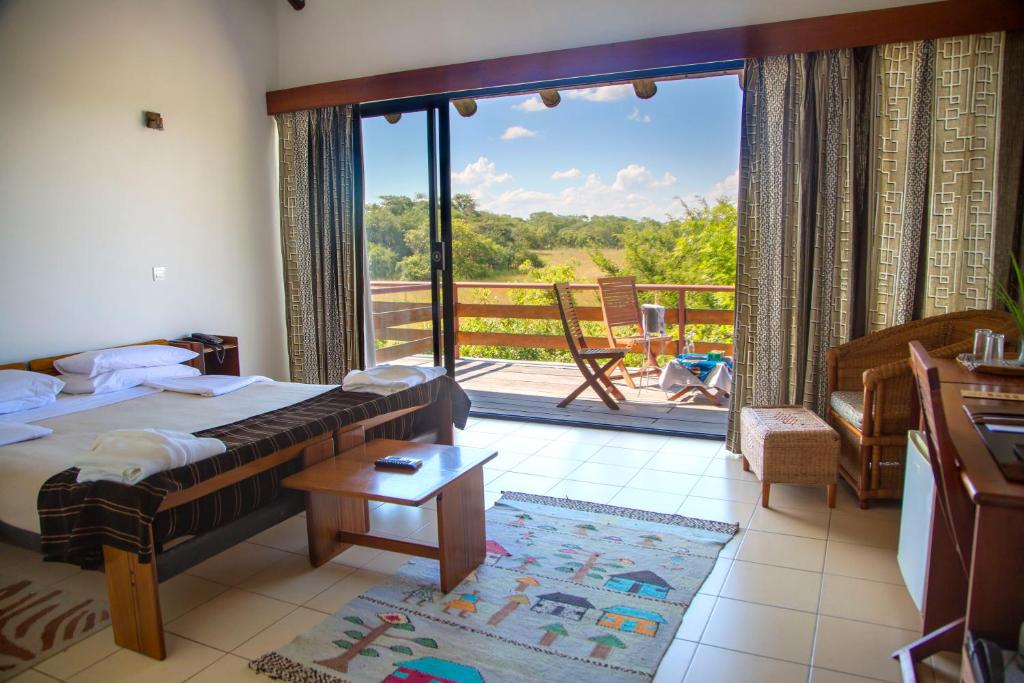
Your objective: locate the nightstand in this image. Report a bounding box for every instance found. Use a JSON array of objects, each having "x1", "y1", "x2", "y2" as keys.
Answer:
[{"x1": 178, "y1": 335, "x2": 240, "y2": 375}]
